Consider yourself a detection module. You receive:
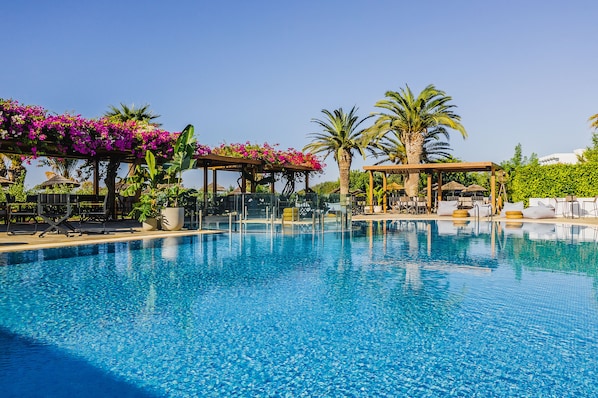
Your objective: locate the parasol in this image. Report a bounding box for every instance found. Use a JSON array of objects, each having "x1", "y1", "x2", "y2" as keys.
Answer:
[
  {"x1": 462, "y1": 184, "x2": 487, "y2": 193},
  {"x1": 441, "y1": 181, "x2": 466, "y2": 191},
  {"x1": 0, "y1": 176, "x2": 14, "y2": 187},
  {"x1": 39, "y1": 175, "x2": 80, "y2": 188}
]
